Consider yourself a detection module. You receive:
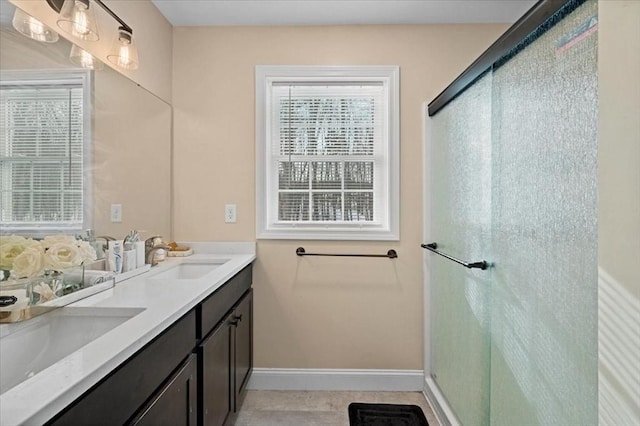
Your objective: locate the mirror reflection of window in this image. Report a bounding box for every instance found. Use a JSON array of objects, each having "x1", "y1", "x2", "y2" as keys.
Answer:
[{"x1": 0, "y1": 69, "x2": 91, "y2": 236}]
